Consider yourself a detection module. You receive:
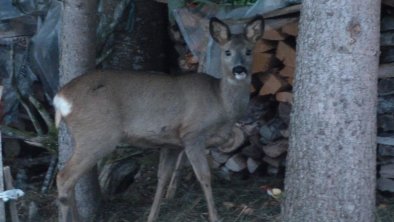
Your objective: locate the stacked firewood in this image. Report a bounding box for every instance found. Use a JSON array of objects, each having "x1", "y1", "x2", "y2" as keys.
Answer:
[{"x1": 376, "y1": 4, "x2": 394, "y2": 192}]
